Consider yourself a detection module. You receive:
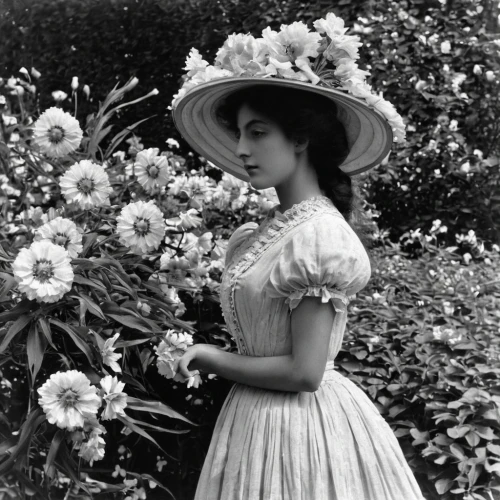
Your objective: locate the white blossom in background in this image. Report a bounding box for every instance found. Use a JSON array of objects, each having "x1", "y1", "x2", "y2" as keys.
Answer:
[
  {"x1": 155, "y1": 330, "x2": 194, "y2": 379},
  {"x1": 59, "y1": 160, "x2": 112, "y2": 209},
  {"x1": 165, "y1": 208, "x2": 203, "y2": 231},
  {"x1": 32, "y1": 107, "x2": 83, "y2": 157},
  {"x1": 34, "y1": 217, "x2": 83, "y2": 258},
  {"x1": 78, "y1": 430, "x2": 106, "y2": 466},
  {"x1": 116, "y1": 200, "x2": 166, "y2": 254},
  {"x1": 13, "y1": 240, "x2": 74, "y2": 303},
  {"x1": 133, "y1": 147, "x2": 171, "y2": 192},
  {"x1": 37, "y1": 370, "x2": 101, "y2": 430},
  {"x1": 52, "y1": 90, "x2": 68, "y2": 102},
  {"x1": 440, "y1": 40, "x2": 451, "y2": 54},
  {"x1": 99, "y1": 376, "x2": 128, "y2": 420},
  {"x1": 96, "y1": 332, "x2": 122, "y2": 373}
]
